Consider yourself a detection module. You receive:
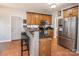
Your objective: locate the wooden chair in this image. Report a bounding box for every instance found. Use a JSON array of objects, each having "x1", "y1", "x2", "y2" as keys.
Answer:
[{"x1": 21, "y1": 32, "x2": 29, "y2": 56}]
